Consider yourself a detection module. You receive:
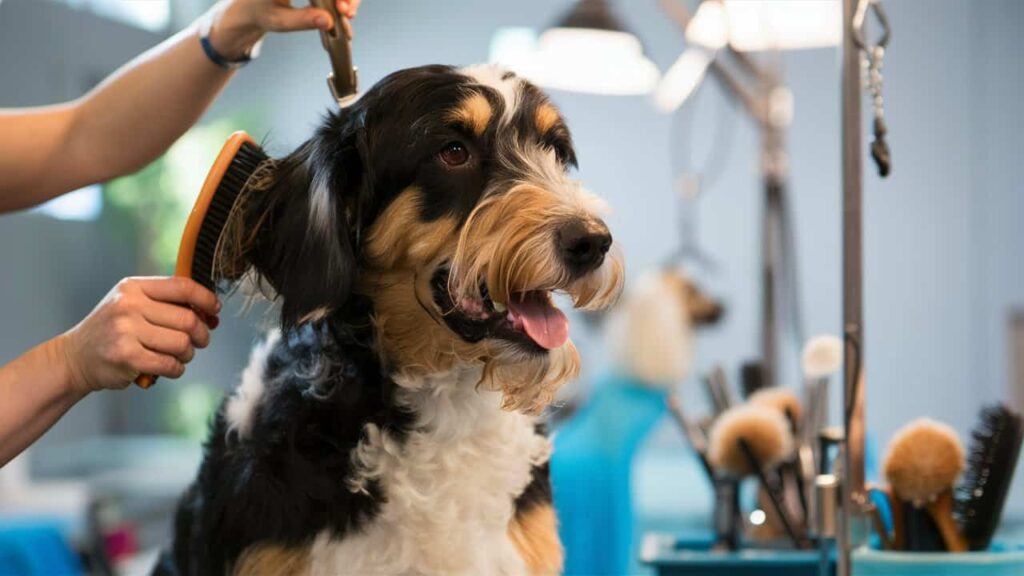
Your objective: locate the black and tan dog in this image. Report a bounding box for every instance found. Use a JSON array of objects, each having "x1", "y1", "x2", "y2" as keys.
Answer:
[{"x1": 161, "y1": 64, "x2": 623, "y2": 575}]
